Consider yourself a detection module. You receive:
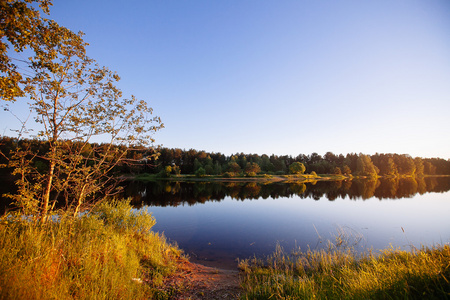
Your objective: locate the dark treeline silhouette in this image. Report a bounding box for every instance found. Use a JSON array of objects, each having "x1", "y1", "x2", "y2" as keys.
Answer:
[
  {"x1": 0, "y1": 136, "x2": 154, "y2": 212},
  {"x1": 123, "y1": 177, "x2": 450, "y2": 208},
  {"x1": 0, "y1": 136, "x2": 153, "y2": 176},
  {"x1": 1, "y1": 137, "x2": 450, "y2": 178}
]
